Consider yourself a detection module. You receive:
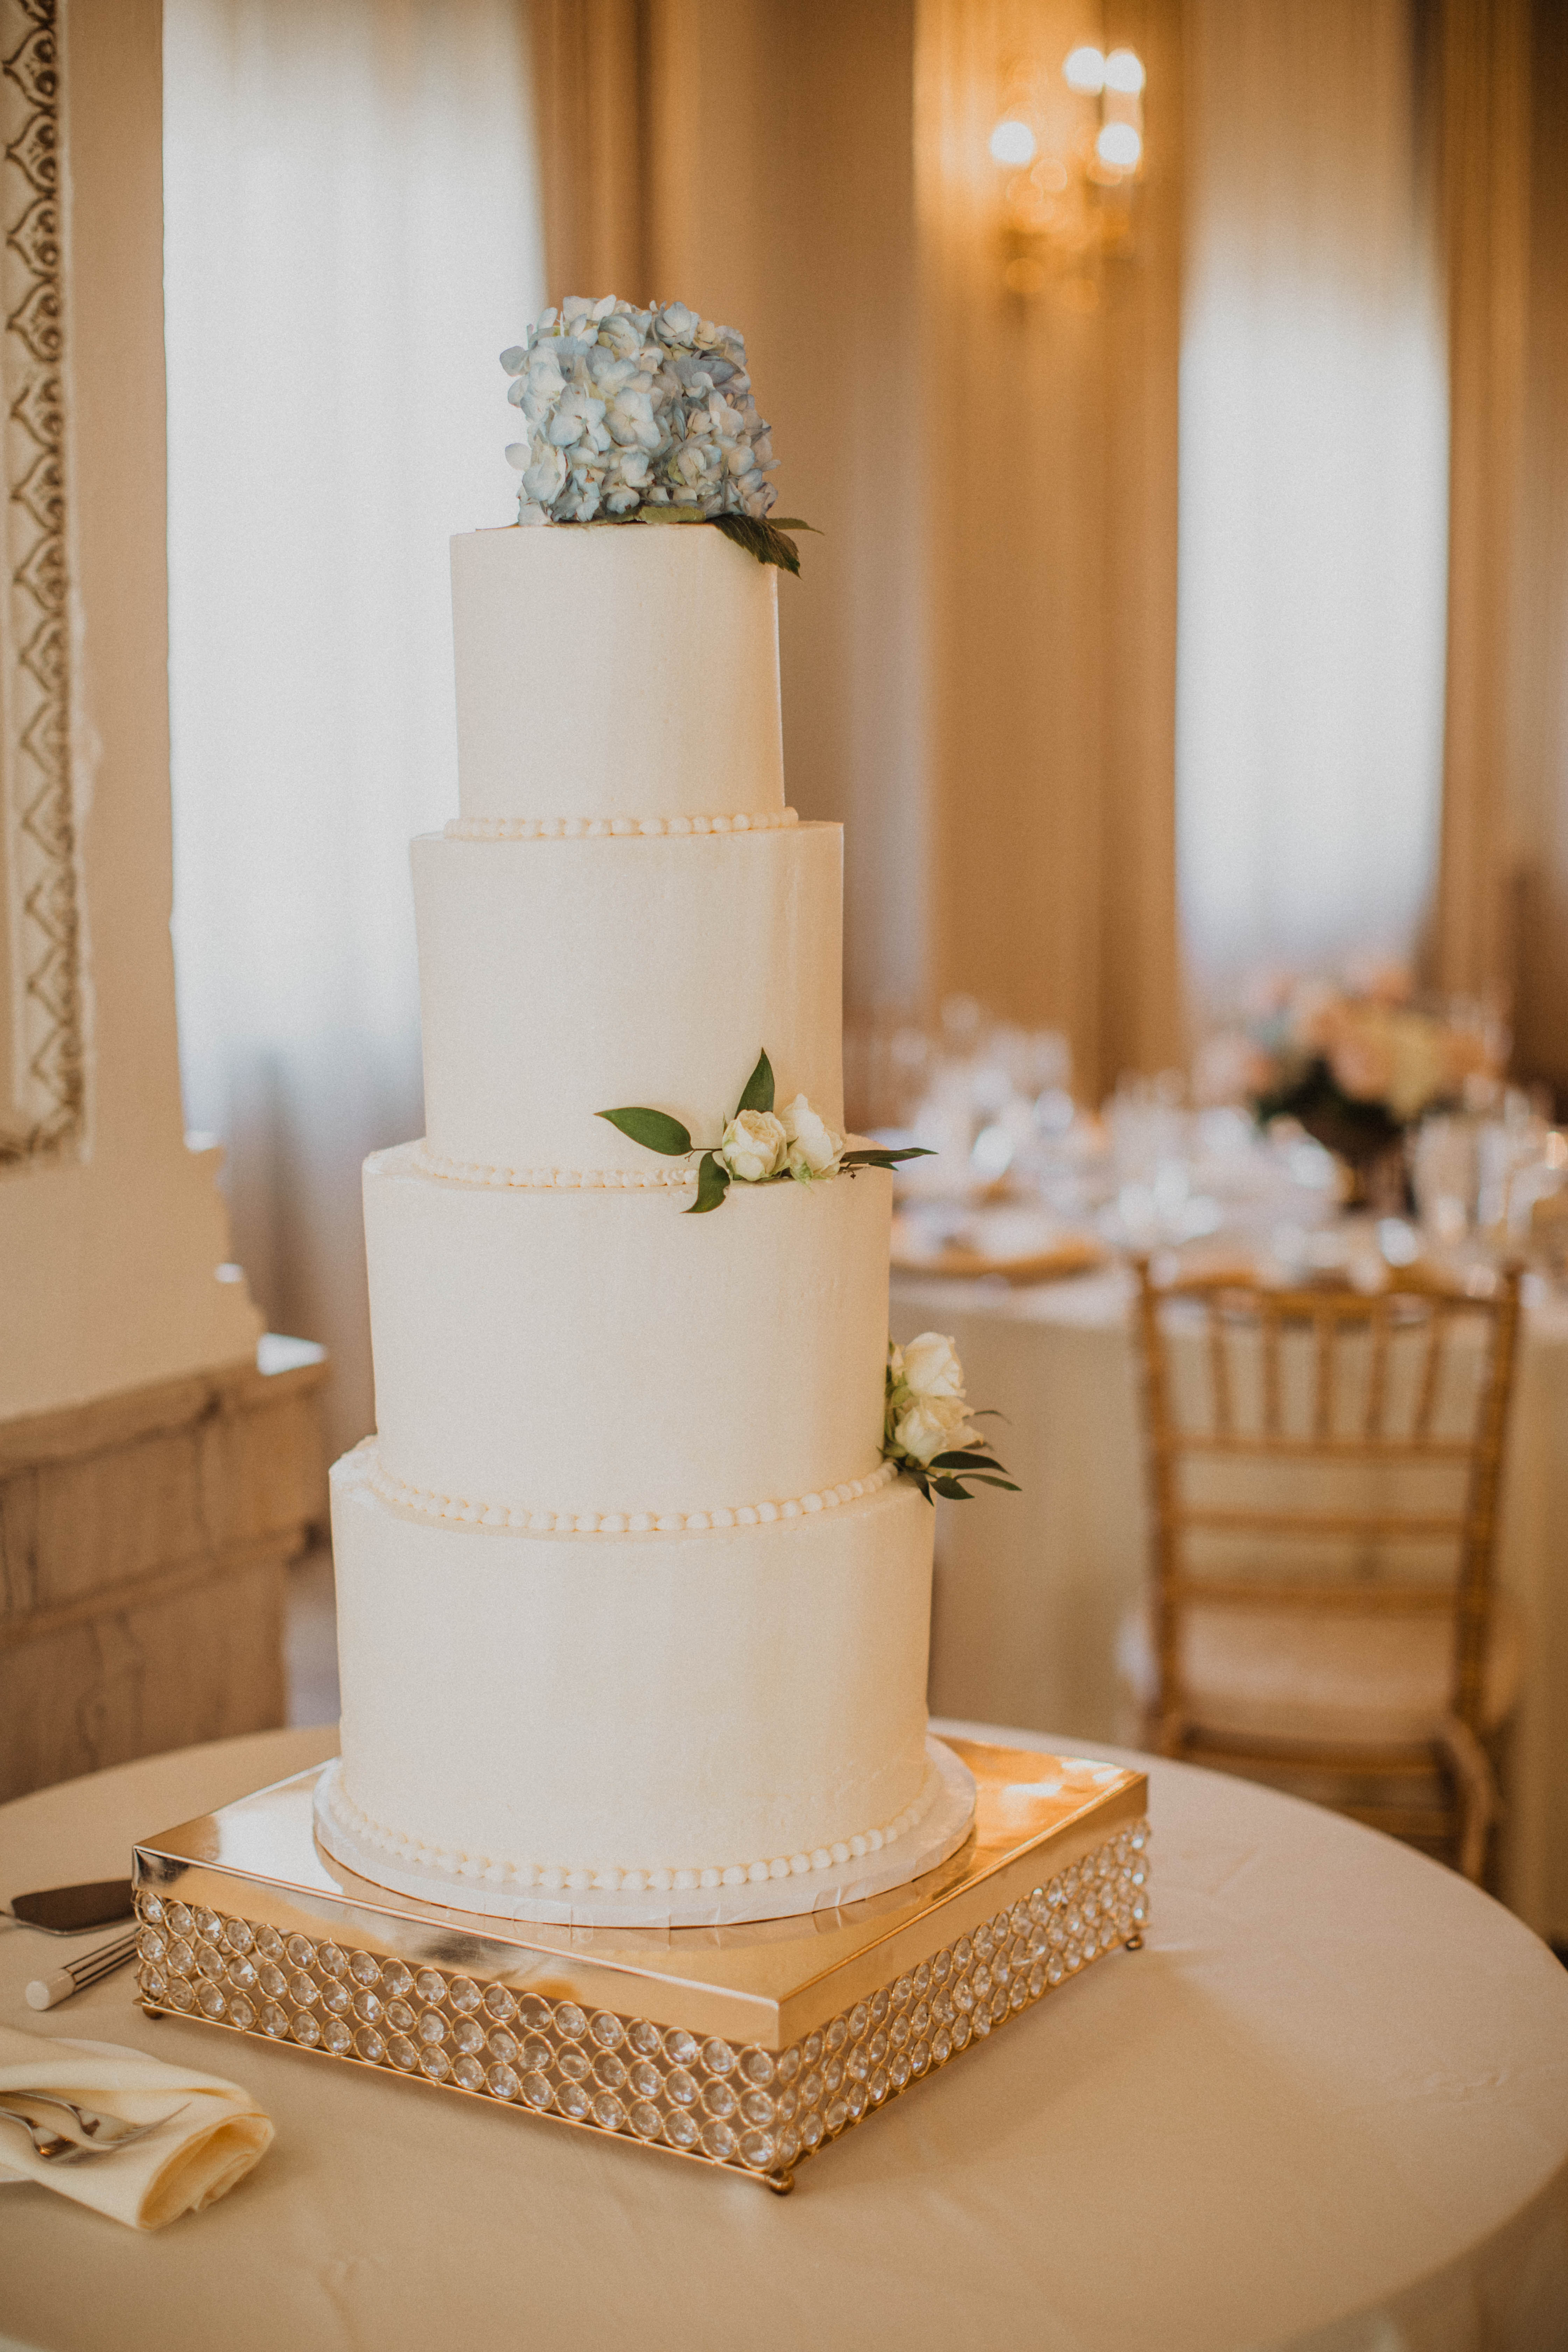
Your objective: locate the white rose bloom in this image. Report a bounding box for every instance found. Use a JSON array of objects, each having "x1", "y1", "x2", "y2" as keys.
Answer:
[
  {"x1": 900, "y1": 1331, "x2": 966, "y2": 1401},
  {"x1": 894, "y1": 1394, "x2": 980, "y2": 1467},
  {"x1": 780, "y1": 1093, "x2": 844, "y2": 1180},
  {"x1": 719, "y1": 1109, "x2": 788, "y2": 1183}
]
